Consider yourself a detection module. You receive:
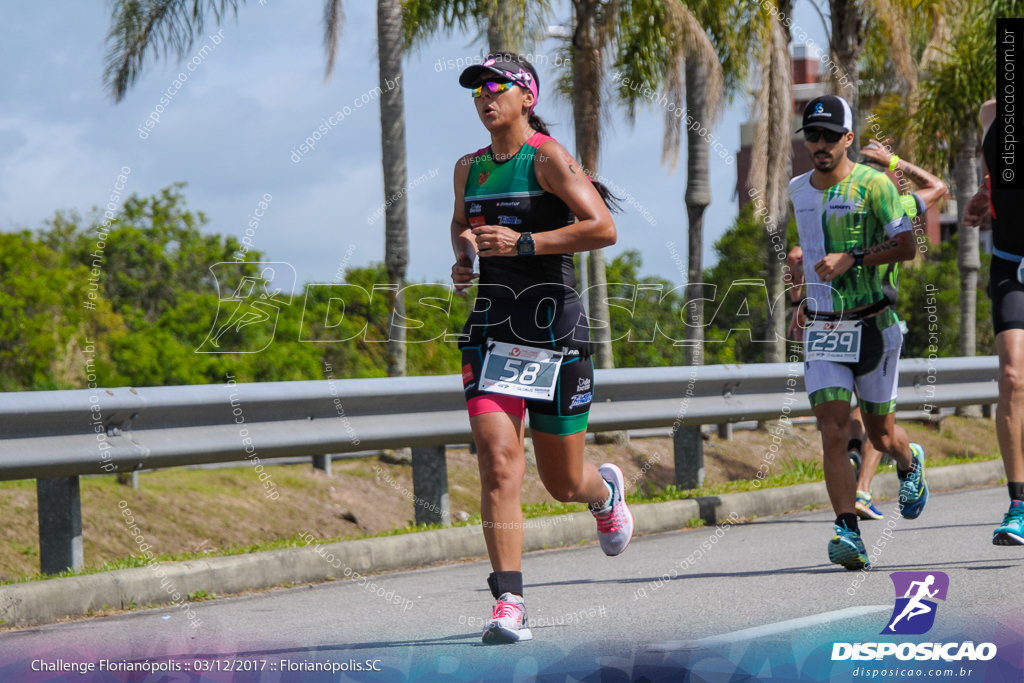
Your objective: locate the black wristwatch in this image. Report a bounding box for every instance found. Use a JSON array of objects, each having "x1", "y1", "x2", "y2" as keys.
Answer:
[
  {"x1": 848, "y1": 246, "x2": 867, "y2": 267},
  {"x1": 516, "y1": 232, "x2": 535, "y2": 256}
]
